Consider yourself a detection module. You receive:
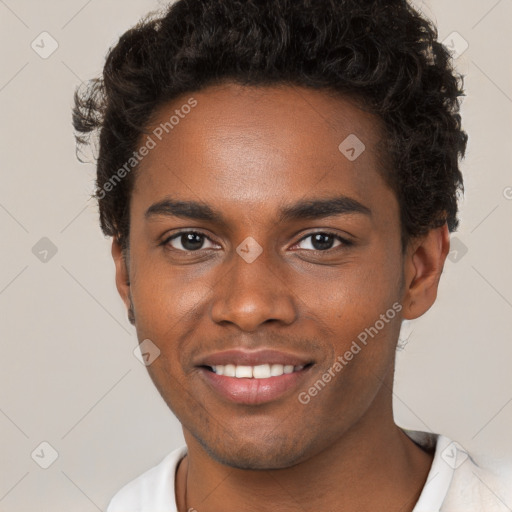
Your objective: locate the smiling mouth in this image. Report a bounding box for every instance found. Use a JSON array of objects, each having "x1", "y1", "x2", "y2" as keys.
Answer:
[
  {"x1": 201, "y1": 362, "x2": 313, "y2": 378},
  {"x1": 198, "y1": 362, "x2": 315, "y2": 405}
]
